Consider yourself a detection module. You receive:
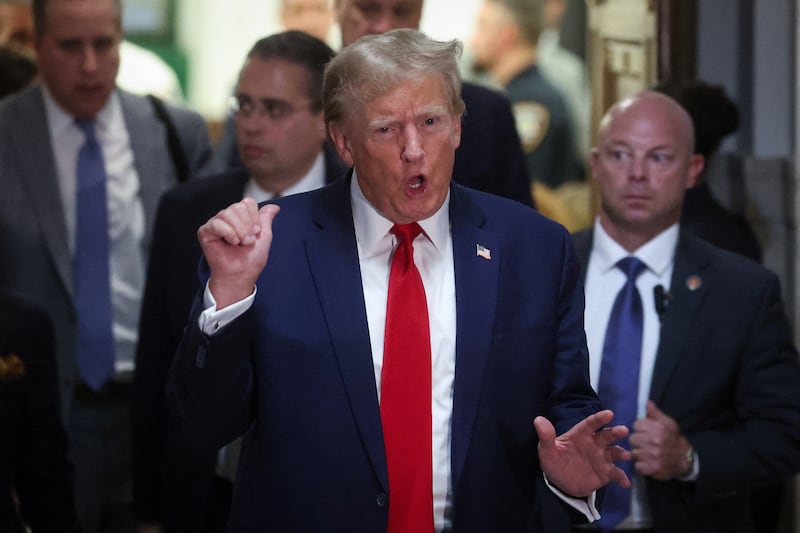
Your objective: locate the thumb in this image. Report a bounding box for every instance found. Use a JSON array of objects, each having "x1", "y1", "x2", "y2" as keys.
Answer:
[
  {"x1": 646, "y1": 400, "x2": 668, "y2": 421},
  {"x1": 534, "y1": 416, "x2": 556, "y2": 450},
  {"x1": 259, "y1": 203, "x2": 281, "y2": 228}
]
